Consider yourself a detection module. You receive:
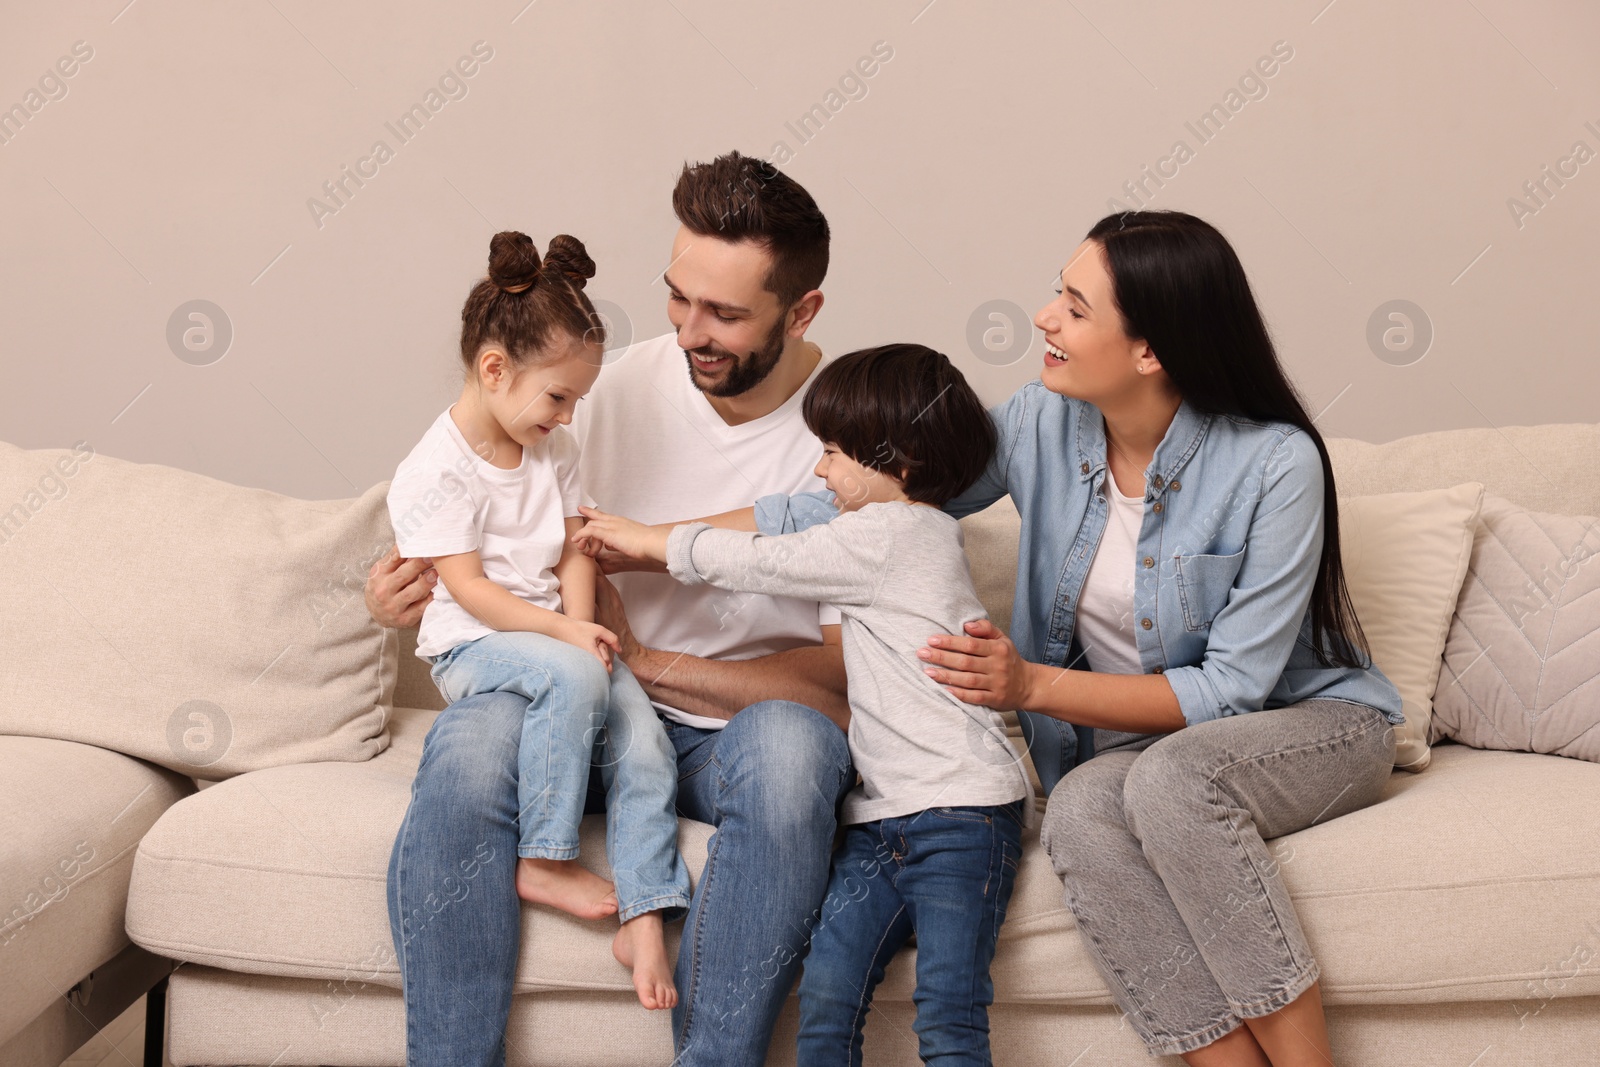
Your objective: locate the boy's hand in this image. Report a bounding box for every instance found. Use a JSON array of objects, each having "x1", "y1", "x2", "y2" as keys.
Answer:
[
  {"x1": 573, "y1": 506, "x2": 671, "y2": 566},
  {"x1": 558, "y1": 618, "x2": 621, "y2": 672}
]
